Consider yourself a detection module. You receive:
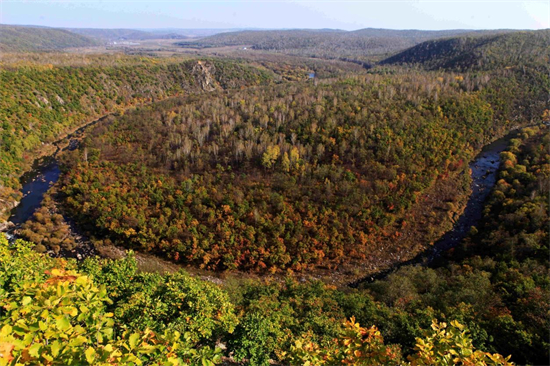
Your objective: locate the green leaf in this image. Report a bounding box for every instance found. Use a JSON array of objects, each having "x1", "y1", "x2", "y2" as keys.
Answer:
[
  {"x1": 129, "y1": 333, "x2": 140, "y2": 349},
  {"x1": 12, "y1": 325, "x2": 28, "y2": 335},
  {"x1": 50, "y1": 340, "x2": 62, "y2": 357},
  {"x1": 63, "y1": 306, "x2": 78, "y2": 317},
  {"x1": 28, "y1": 343, "x2": 41, "y2": 358},
  {"x1": 56, "y1": 316, "x2": 71, "y2": 331},
  {"x1": 69, "y1": 335, "x2": 88, "y2": 347},
  {"x1": 38, "y1": 321, "x2": 47, "y2": 332},
  {"x1": 21, "y1": 296, "x2": 32, "y2": 306},
  {"x1": 102, "y1": 327, "x2": 114, "y2": 340},
  {"x1": 0, "y1": 325, "x2": 12, "y2": 336}
]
